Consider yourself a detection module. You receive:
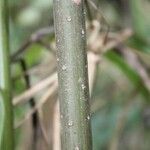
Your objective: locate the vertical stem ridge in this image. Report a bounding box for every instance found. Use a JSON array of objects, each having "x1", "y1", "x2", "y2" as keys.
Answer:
[
  {"x1": 53, "y1": 0, "x2": 92, "y2": 149},
  {"x1": 0, "y1": 0, "x2": 14, "y2": 149}
]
